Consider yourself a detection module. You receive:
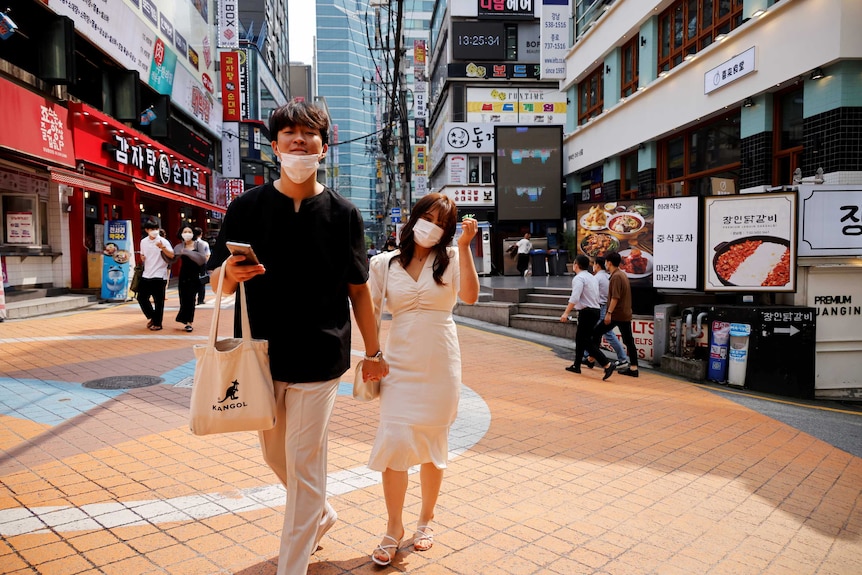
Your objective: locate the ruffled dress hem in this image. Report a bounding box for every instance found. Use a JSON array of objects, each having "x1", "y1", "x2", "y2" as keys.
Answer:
[{"x1": 367, "y1": 421, "x2": 450, "y2": 472}]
